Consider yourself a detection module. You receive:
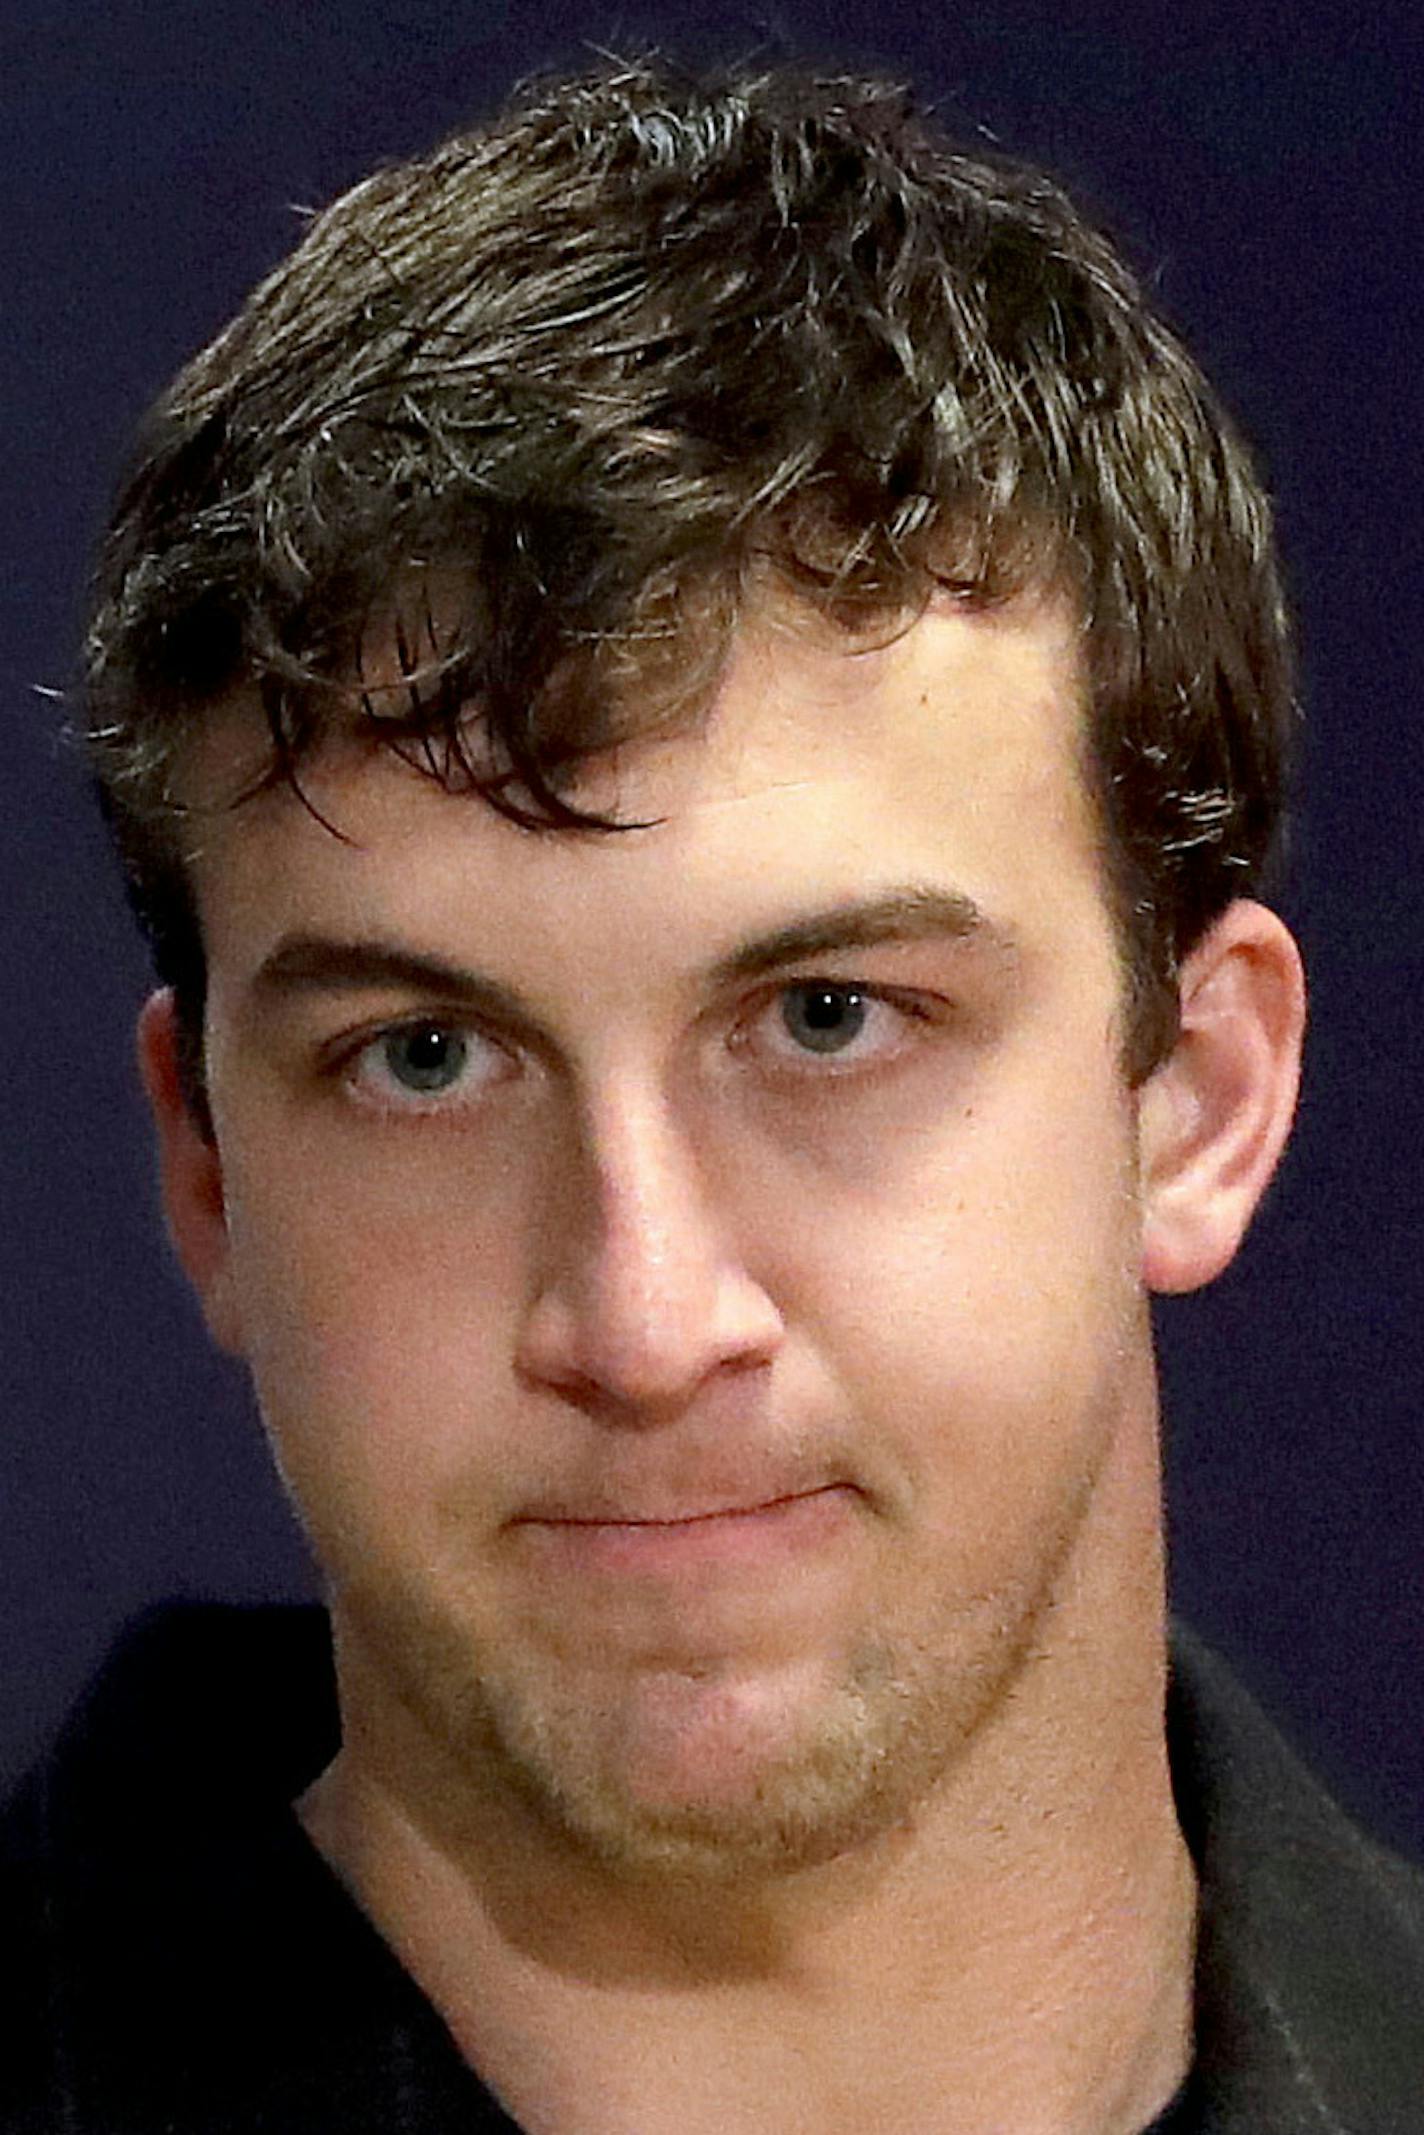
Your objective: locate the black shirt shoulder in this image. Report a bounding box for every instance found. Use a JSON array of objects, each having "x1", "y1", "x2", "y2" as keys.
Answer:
[
  {"x1": 1169, "y1": 1624, "x2": 1424, "y2": 2132},
  {"x1": 0, "y1": 1603, "x2": 513, "y2": 2134}
]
